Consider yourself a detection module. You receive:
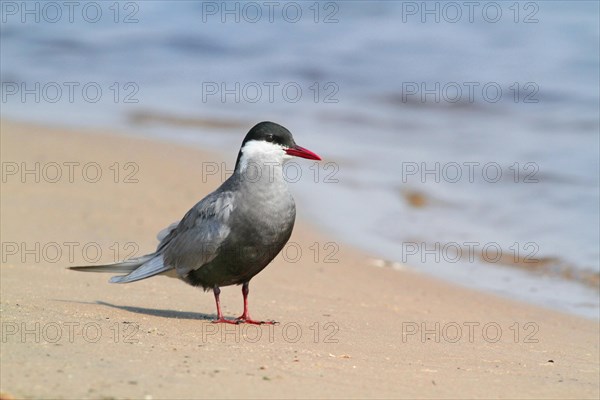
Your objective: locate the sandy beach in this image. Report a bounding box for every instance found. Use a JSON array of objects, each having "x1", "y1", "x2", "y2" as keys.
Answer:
[{"x1": 1, "y1": 119, "x2": 598, "y2": 399}]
